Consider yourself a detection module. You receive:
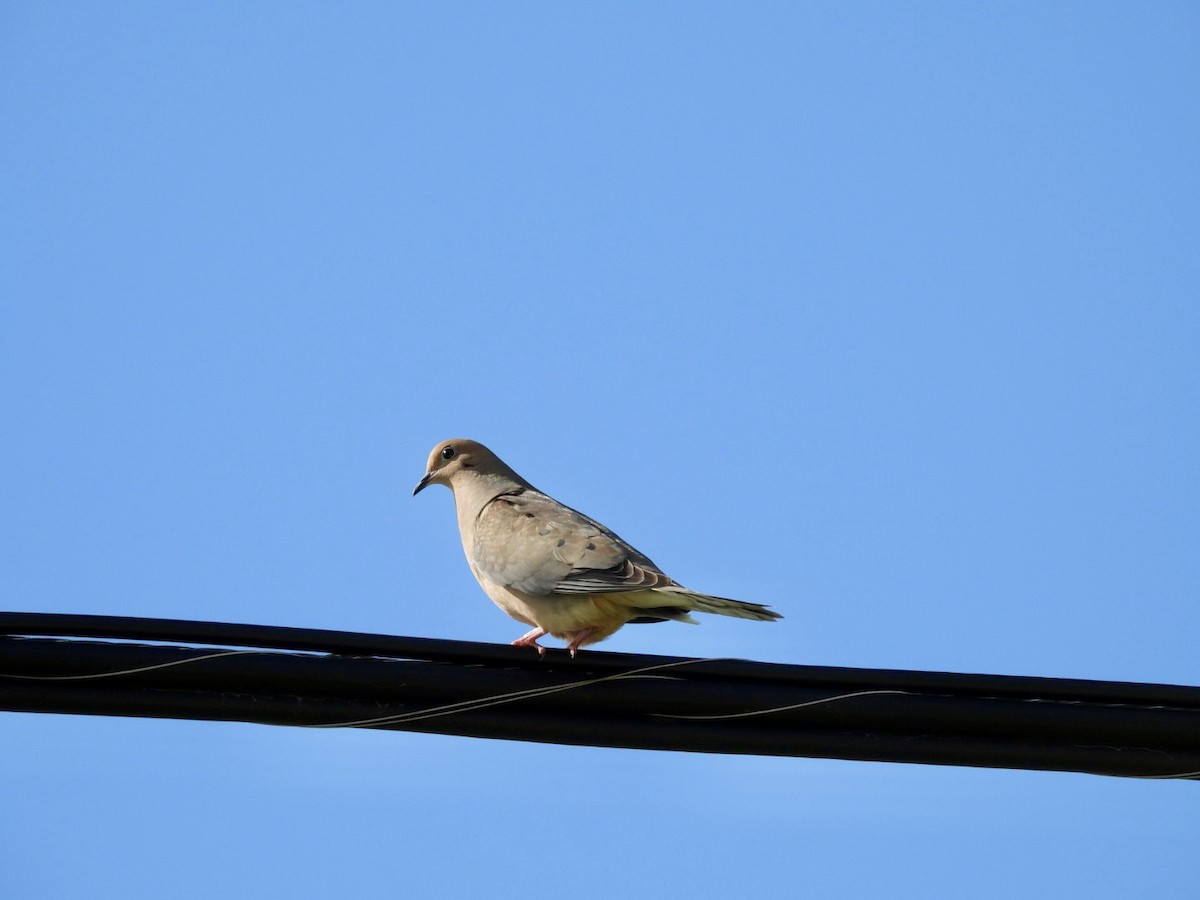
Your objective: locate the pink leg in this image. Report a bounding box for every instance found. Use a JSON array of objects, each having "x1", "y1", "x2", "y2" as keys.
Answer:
[
  {"x1": 512, "y1": 627, "x2": 547, "y2": 655},
  {"x1": 565, "y1": 627, "x2": 599, "y2": 658}
]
